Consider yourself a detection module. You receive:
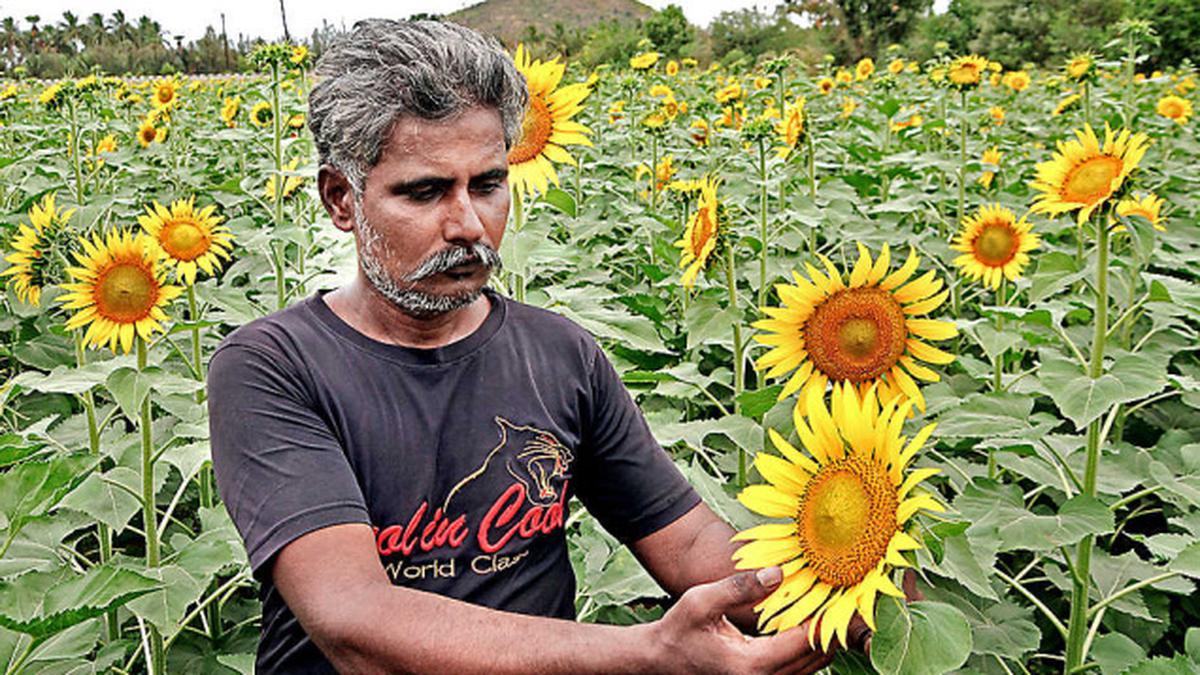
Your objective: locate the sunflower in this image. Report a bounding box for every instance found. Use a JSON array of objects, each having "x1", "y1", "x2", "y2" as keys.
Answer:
[
  {"x1": 221, "y1": 96, "x2": 240, "y2": 128},
  {"x1": 1003, "y1": 70, "x2": 1030, "y2": 92},
  {"x1": 1115, "y1": 192, "x2": 1166, "y2": 232},
  {"x1": 1053, "y1": 93, "x2": 1081, "y2": 116},
  {"x1": 716, "y1": 81, "x2": 744, "y2": 104},
  {"x1": 1065, "y1": 53, "x2": 1093, "y2": 81},
  {"x1": 2, "y1": 194, "x2": 75, "y2": 305},
  {"x1": 666, "y1": 60, "x2": 679, "y2": 77},
  {"x1": 266, "y1": 158, "x2": 306, "y2": 202},
  {"x1": 137, "y1": 197, "x2": 233, "y2": 286},
  {"x1": 890, "y1": 109, "x2": 922, "y2": 133},
  {"x1": 817, "y1": 77, "x2": 835, "y2": 95},
  {"x1": 1030, "y1": 124, "x2": 1150, "y2": 225},
  {"x1": 888, "y1": 59, "x2": 904, "y2": 76},
  {"x1": 978, "y1": 146, "x2": 1002, "y2": 188},
  {"x1": 290, "y1": 44, "x2": 310, "y2": 66},
  {"x1": 835, "y1": 70, "x2": 852, "y2": 85},
  {"x1": 675, "y1": 177, "x2": 720, "y2": 289},
  {"x1": 839, "y1": 97, "x2": 857, "y2": 119},
  {"x1": 507, "y1": 43, "x2": 593, "y2": 197},
  {"x1": 775, "y1": 99, "x2": 806, "y2": 159},
  {"x1": 732, "y1": 384, "x2": 943, "y2": 649},
  {"x1": 58, "y1": 229, "x2": 182, "y2": 353},
  {"x1": 855, "y1": 57, "x2": 874, "y2": 81},
  {"x1": 250, "y1": 101, "x2": 273, "y2": 128},
  {"x1": 947, "y1": 55, "x2": 989, "y2": 89},
  {"x1": 136, "y1": 119, "x2": 165, "y2": 148},
  {"x1": 87, "y1": 134, "x2": 118, "y2": 167},
  {"x1": 754, "y1": 244, "x2": 957, "y2": 414},
  {"x1": 39, "y1": 82, "x2": 65, "y2": 109},
  {"x1": 951, "y1": 204, "x2": 1039, "y2": 289},
  {"x1": 152, "y1": 78, "x2": 178, "y2": 109},
  {"x1": 989, "y1": 106, "x2": 1005, "y2": 125},
  {"x1": 690, "y1": 118, "x2": 710, "y2": 146},
  {"x1": 629, "y1": 51, "x2": 660, "y2": 70},
  {"x1": 1156, "y1": 95, "x2": 1193, "y2": 125}
]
